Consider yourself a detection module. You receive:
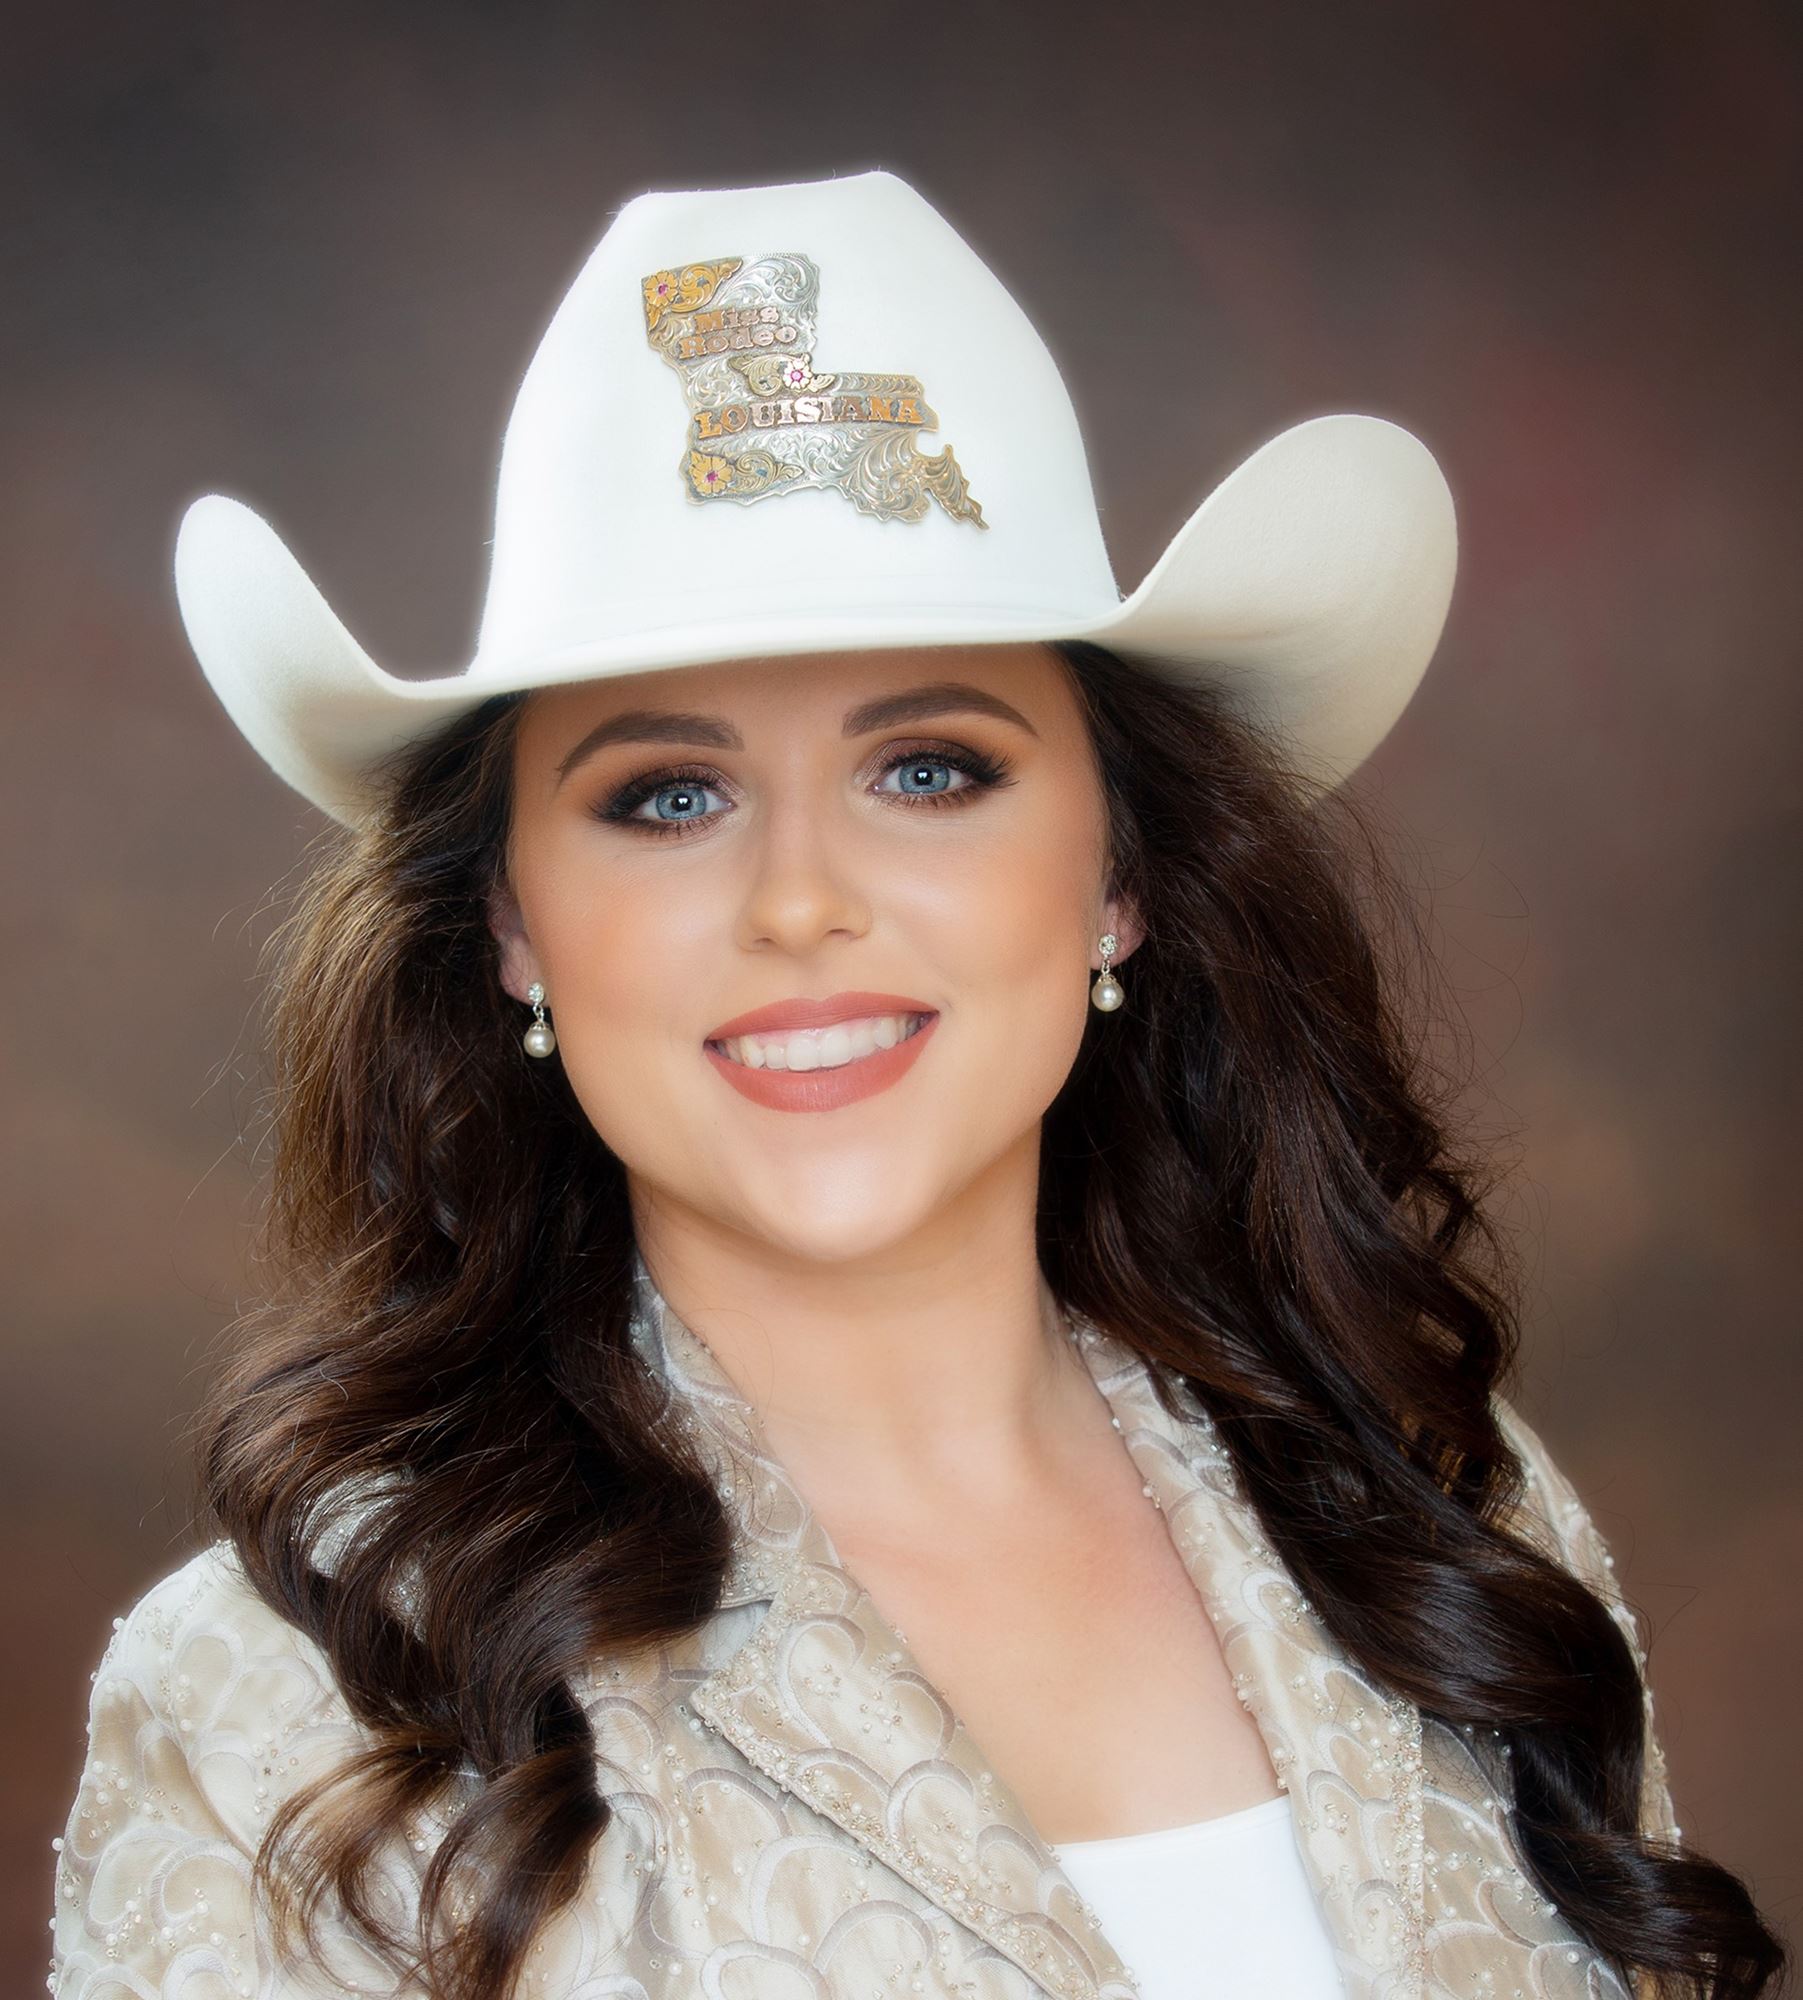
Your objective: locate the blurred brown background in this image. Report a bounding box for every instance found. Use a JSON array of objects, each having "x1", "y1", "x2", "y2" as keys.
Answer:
[{"x1": 4, "y1": 0, "x2": 1799, "y2": 1984}]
